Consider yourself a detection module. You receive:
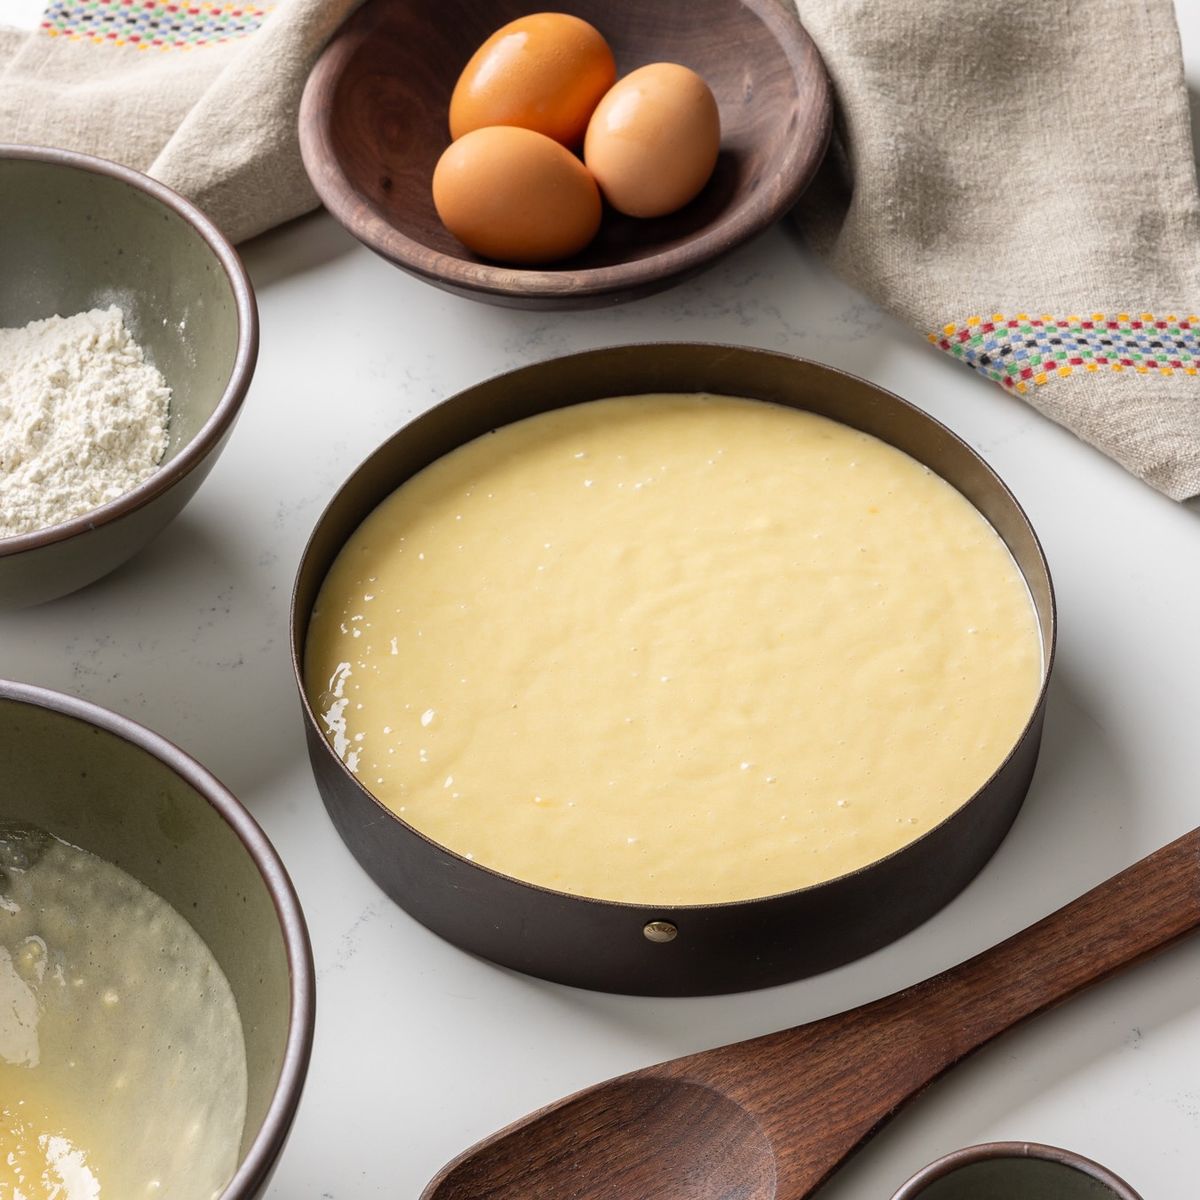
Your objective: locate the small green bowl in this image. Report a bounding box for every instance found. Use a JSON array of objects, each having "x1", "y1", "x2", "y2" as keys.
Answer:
[
  {"x1": 892, "y1": 1142, "x2": 1144, "y2": 1200},
  {"x1": 0, "y1": 679, "x2": 315, "y2": 1199},
  {"x1": 0, "y1": 145, "x2": 257, "y2": 608}
]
